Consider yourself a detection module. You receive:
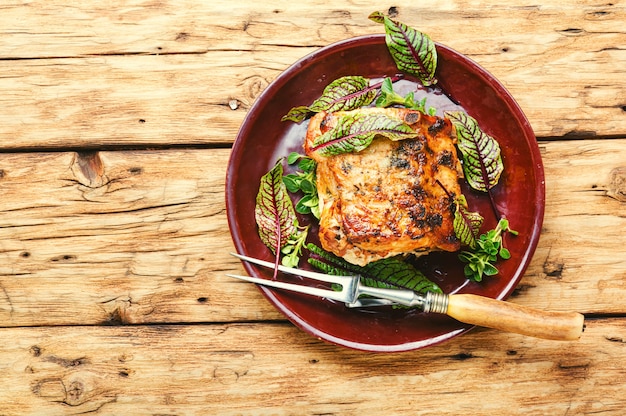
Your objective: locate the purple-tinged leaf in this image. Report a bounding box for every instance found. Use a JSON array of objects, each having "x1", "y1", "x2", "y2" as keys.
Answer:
[
  {"x1": 453, "y1": 194, "x2": 484, "y2": 249},
  {"x1": 307, "y1": 243, "x2": 442, "y2": 295},
  {"x1": 282, "y1": 76, "x2": 378, "y2": 122},
  {"x1": 254, "y1": 160, "x2": 299, "y2": 254},
  {"x1": 445, "y1": 111, "x2": 504, "y2": 193},
  {"x1": 311, "y1": 111, "x2": 418, "y2": 156},
  {"x1": 281, "y1": 106, "x2": 311, "y2": 123},
  {"x1": 369, "y1": 11, "x2": 438, "y2": 86}
]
